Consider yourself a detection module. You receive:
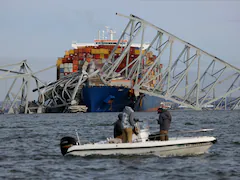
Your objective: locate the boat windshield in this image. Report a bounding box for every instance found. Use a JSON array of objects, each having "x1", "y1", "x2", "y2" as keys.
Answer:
[{"x1": 138, "y1": 120, "x2": 149, "y2": 131}]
